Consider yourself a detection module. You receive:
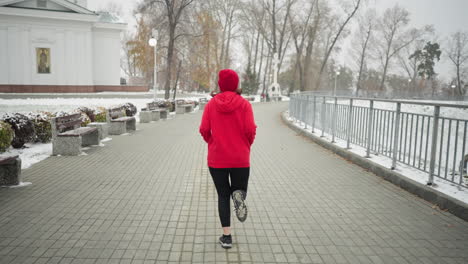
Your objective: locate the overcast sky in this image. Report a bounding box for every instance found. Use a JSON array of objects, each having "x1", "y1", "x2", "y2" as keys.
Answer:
[{"x1": 86, "y1": 0, "x2": 468, "y2": 80}]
